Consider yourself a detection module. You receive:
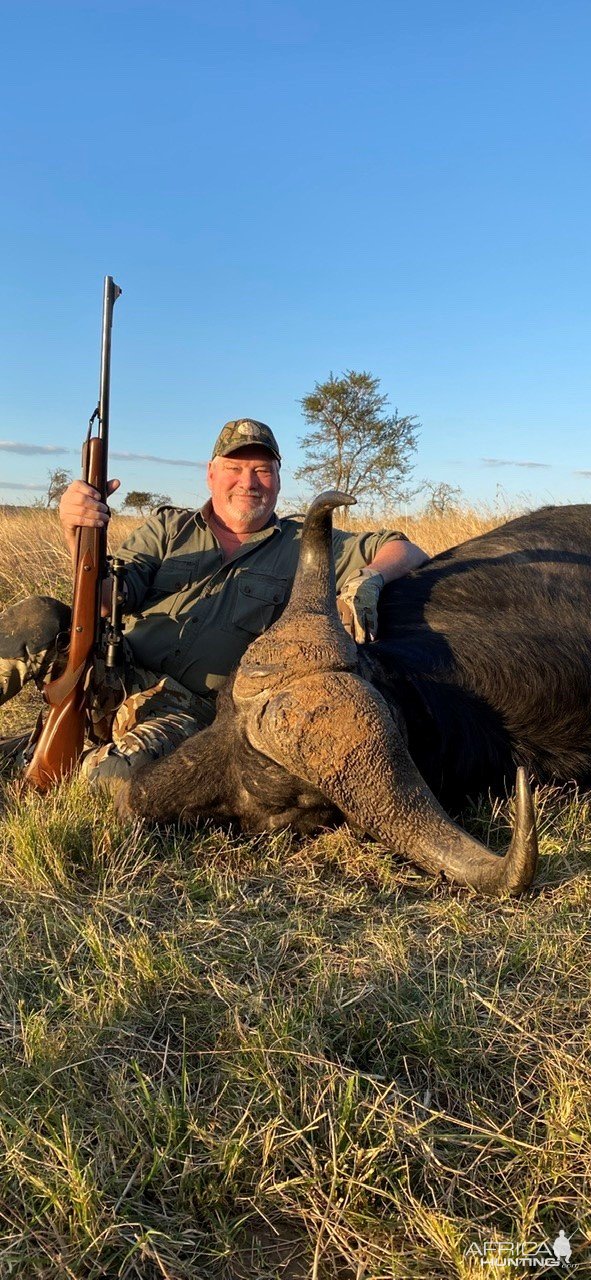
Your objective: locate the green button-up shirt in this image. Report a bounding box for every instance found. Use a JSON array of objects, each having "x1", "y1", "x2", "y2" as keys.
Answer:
[{"x1": 116, "y1": 501, "x2": 405, "y2": 697}]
